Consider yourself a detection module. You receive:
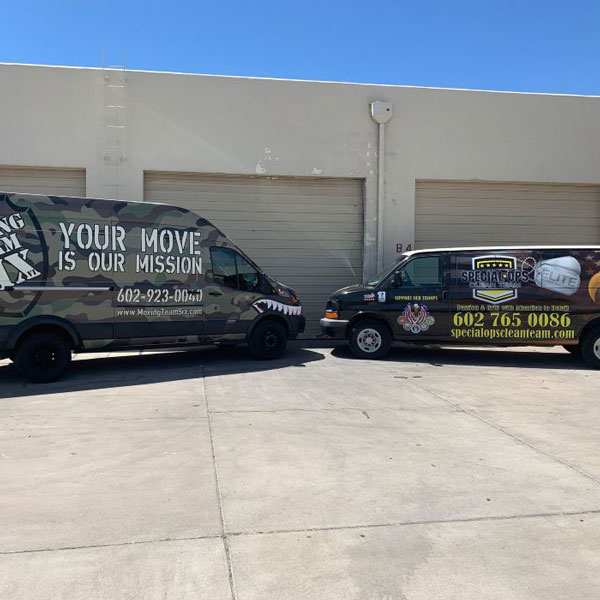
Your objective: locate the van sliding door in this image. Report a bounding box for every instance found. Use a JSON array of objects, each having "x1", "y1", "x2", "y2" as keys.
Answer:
[{"x1": 113, "y1": 219, "x2": 205, "y2": 345}]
